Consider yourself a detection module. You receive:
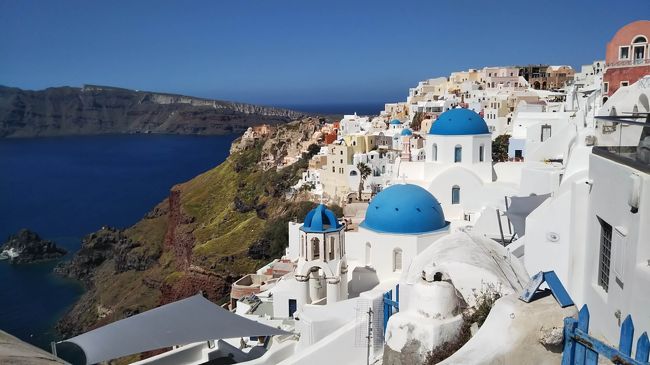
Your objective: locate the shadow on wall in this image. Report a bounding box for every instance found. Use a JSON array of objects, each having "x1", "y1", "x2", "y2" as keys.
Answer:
[{"x1": 348, "y1": 266, "x2": 380, "y2": 298}]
